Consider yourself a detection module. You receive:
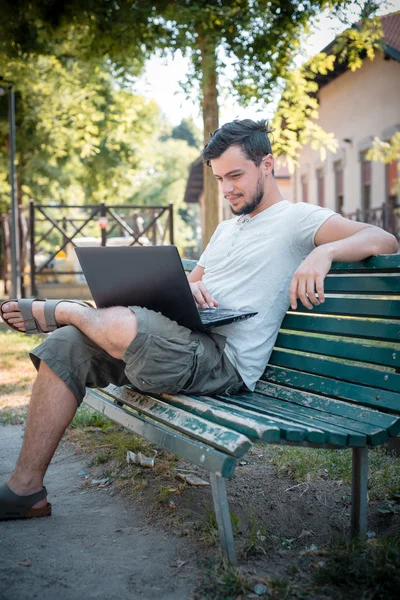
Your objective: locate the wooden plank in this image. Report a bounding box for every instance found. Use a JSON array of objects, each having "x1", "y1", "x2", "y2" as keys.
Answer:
[
  {"x1": 253, "y1": 384, "x2": 387, "y2": 446},
  {"x1": 280, "y1": 313, "x2": 400, "y2": 342},
  {"x1": 263, "y1": 365, "x2": 400, "y2": 416},
  {"x1": 216, "y1": 393, "x2": 359, "y2": 446},
  {"x1": 291, "y1": 296, "x2": 400, "y2": 319},
  {"x1": 161, "y1": 392, "x2": 281, "y2": 442},
  {"x1": 211, "y1": 394, "x2": 329, "y2": 445},
  {"x1": 269, "y1": 349, "x2": 400, "y2": 394},
  {"x1": 275, "y1": 331, "x2": 400, "y2": 369},
  {"x1": 84, "y1": 390, "x2": 237, "y2": 478},
  {"x1": 330, "y1": 255, "x2": 400, "y2": 272},
  {"x1": 256, "y1": 380, "x2": 400, "y2": 438},
  {"x1": 324, "y1": 274, "x2": 400, "y2": 294},
  {"x1": 103, "y1": 385, "x2": 252, "y2": 458}
]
